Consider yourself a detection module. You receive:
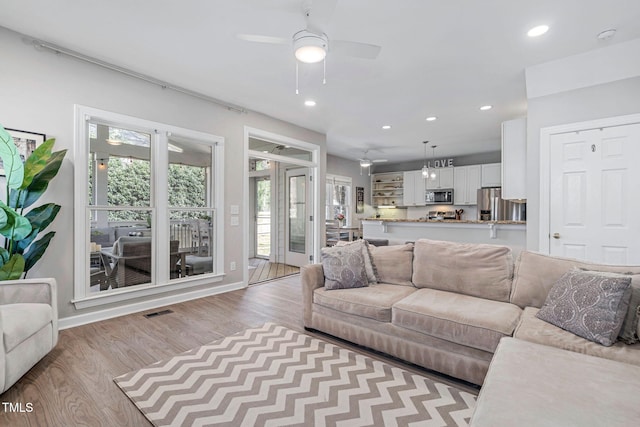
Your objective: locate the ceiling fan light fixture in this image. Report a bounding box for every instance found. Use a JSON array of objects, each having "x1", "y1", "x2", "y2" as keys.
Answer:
[
  {"x1": 293, "y1": 31, "x2": 328, "y2": 63},
  {"x1": 360, "y1": 159, "x2": 372, "y2": 168}
]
